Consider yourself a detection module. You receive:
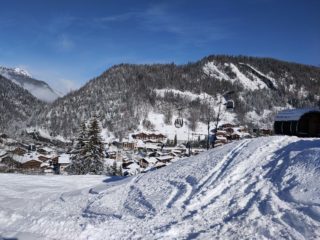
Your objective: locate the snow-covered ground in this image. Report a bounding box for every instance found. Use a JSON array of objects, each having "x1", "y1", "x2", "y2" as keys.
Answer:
[
  {"x1": 138, "y1": 111, "x2": 236, "y2": 142},
  {"x1": 1, "y1": 136, "x2": 320, "y2": 239}
]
